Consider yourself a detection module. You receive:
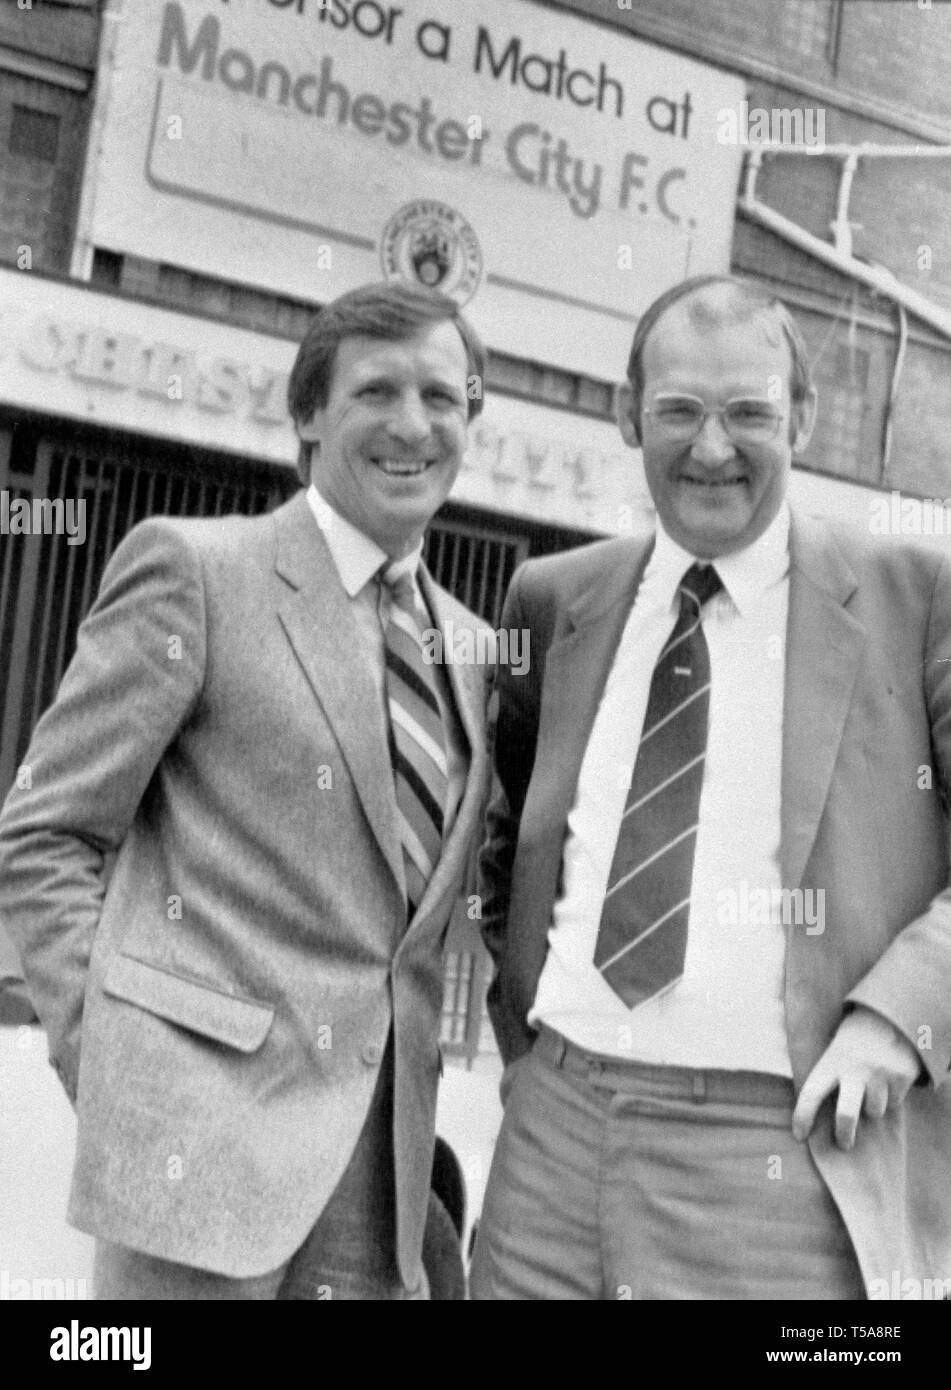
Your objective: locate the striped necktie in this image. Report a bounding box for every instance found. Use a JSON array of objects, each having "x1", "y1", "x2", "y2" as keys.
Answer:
[
  {"x1": 594, "y1": 561, "x2": 723, "y2": 1008},
  {"x1": 381, "y1": 564, "x2": 449, "y2": 917}
]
